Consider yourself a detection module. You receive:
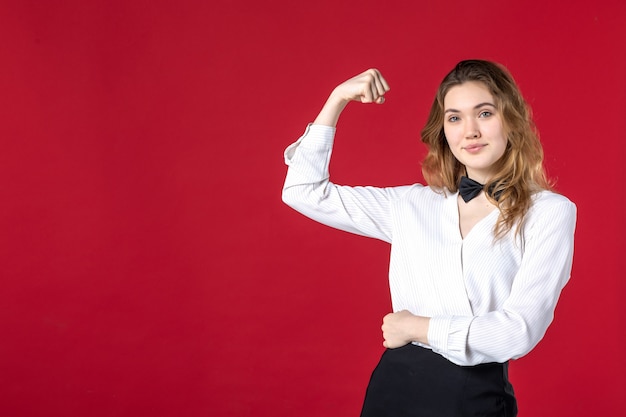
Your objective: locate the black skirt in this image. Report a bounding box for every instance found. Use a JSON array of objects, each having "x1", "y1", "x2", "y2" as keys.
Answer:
[{"x1": 360, "y1": 344, "x2": 517, "y2": 417}]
